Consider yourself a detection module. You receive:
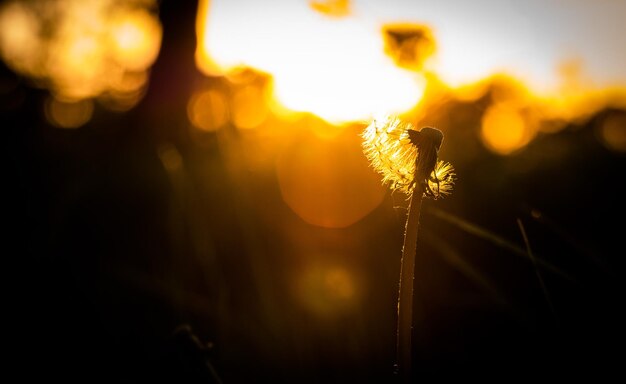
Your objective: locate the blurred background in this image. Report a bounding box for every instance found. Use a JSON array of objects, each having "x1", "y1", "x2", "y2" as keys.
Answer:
[{"x1": 3, "y1": 0, "x2": 625, "y2": 382}]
